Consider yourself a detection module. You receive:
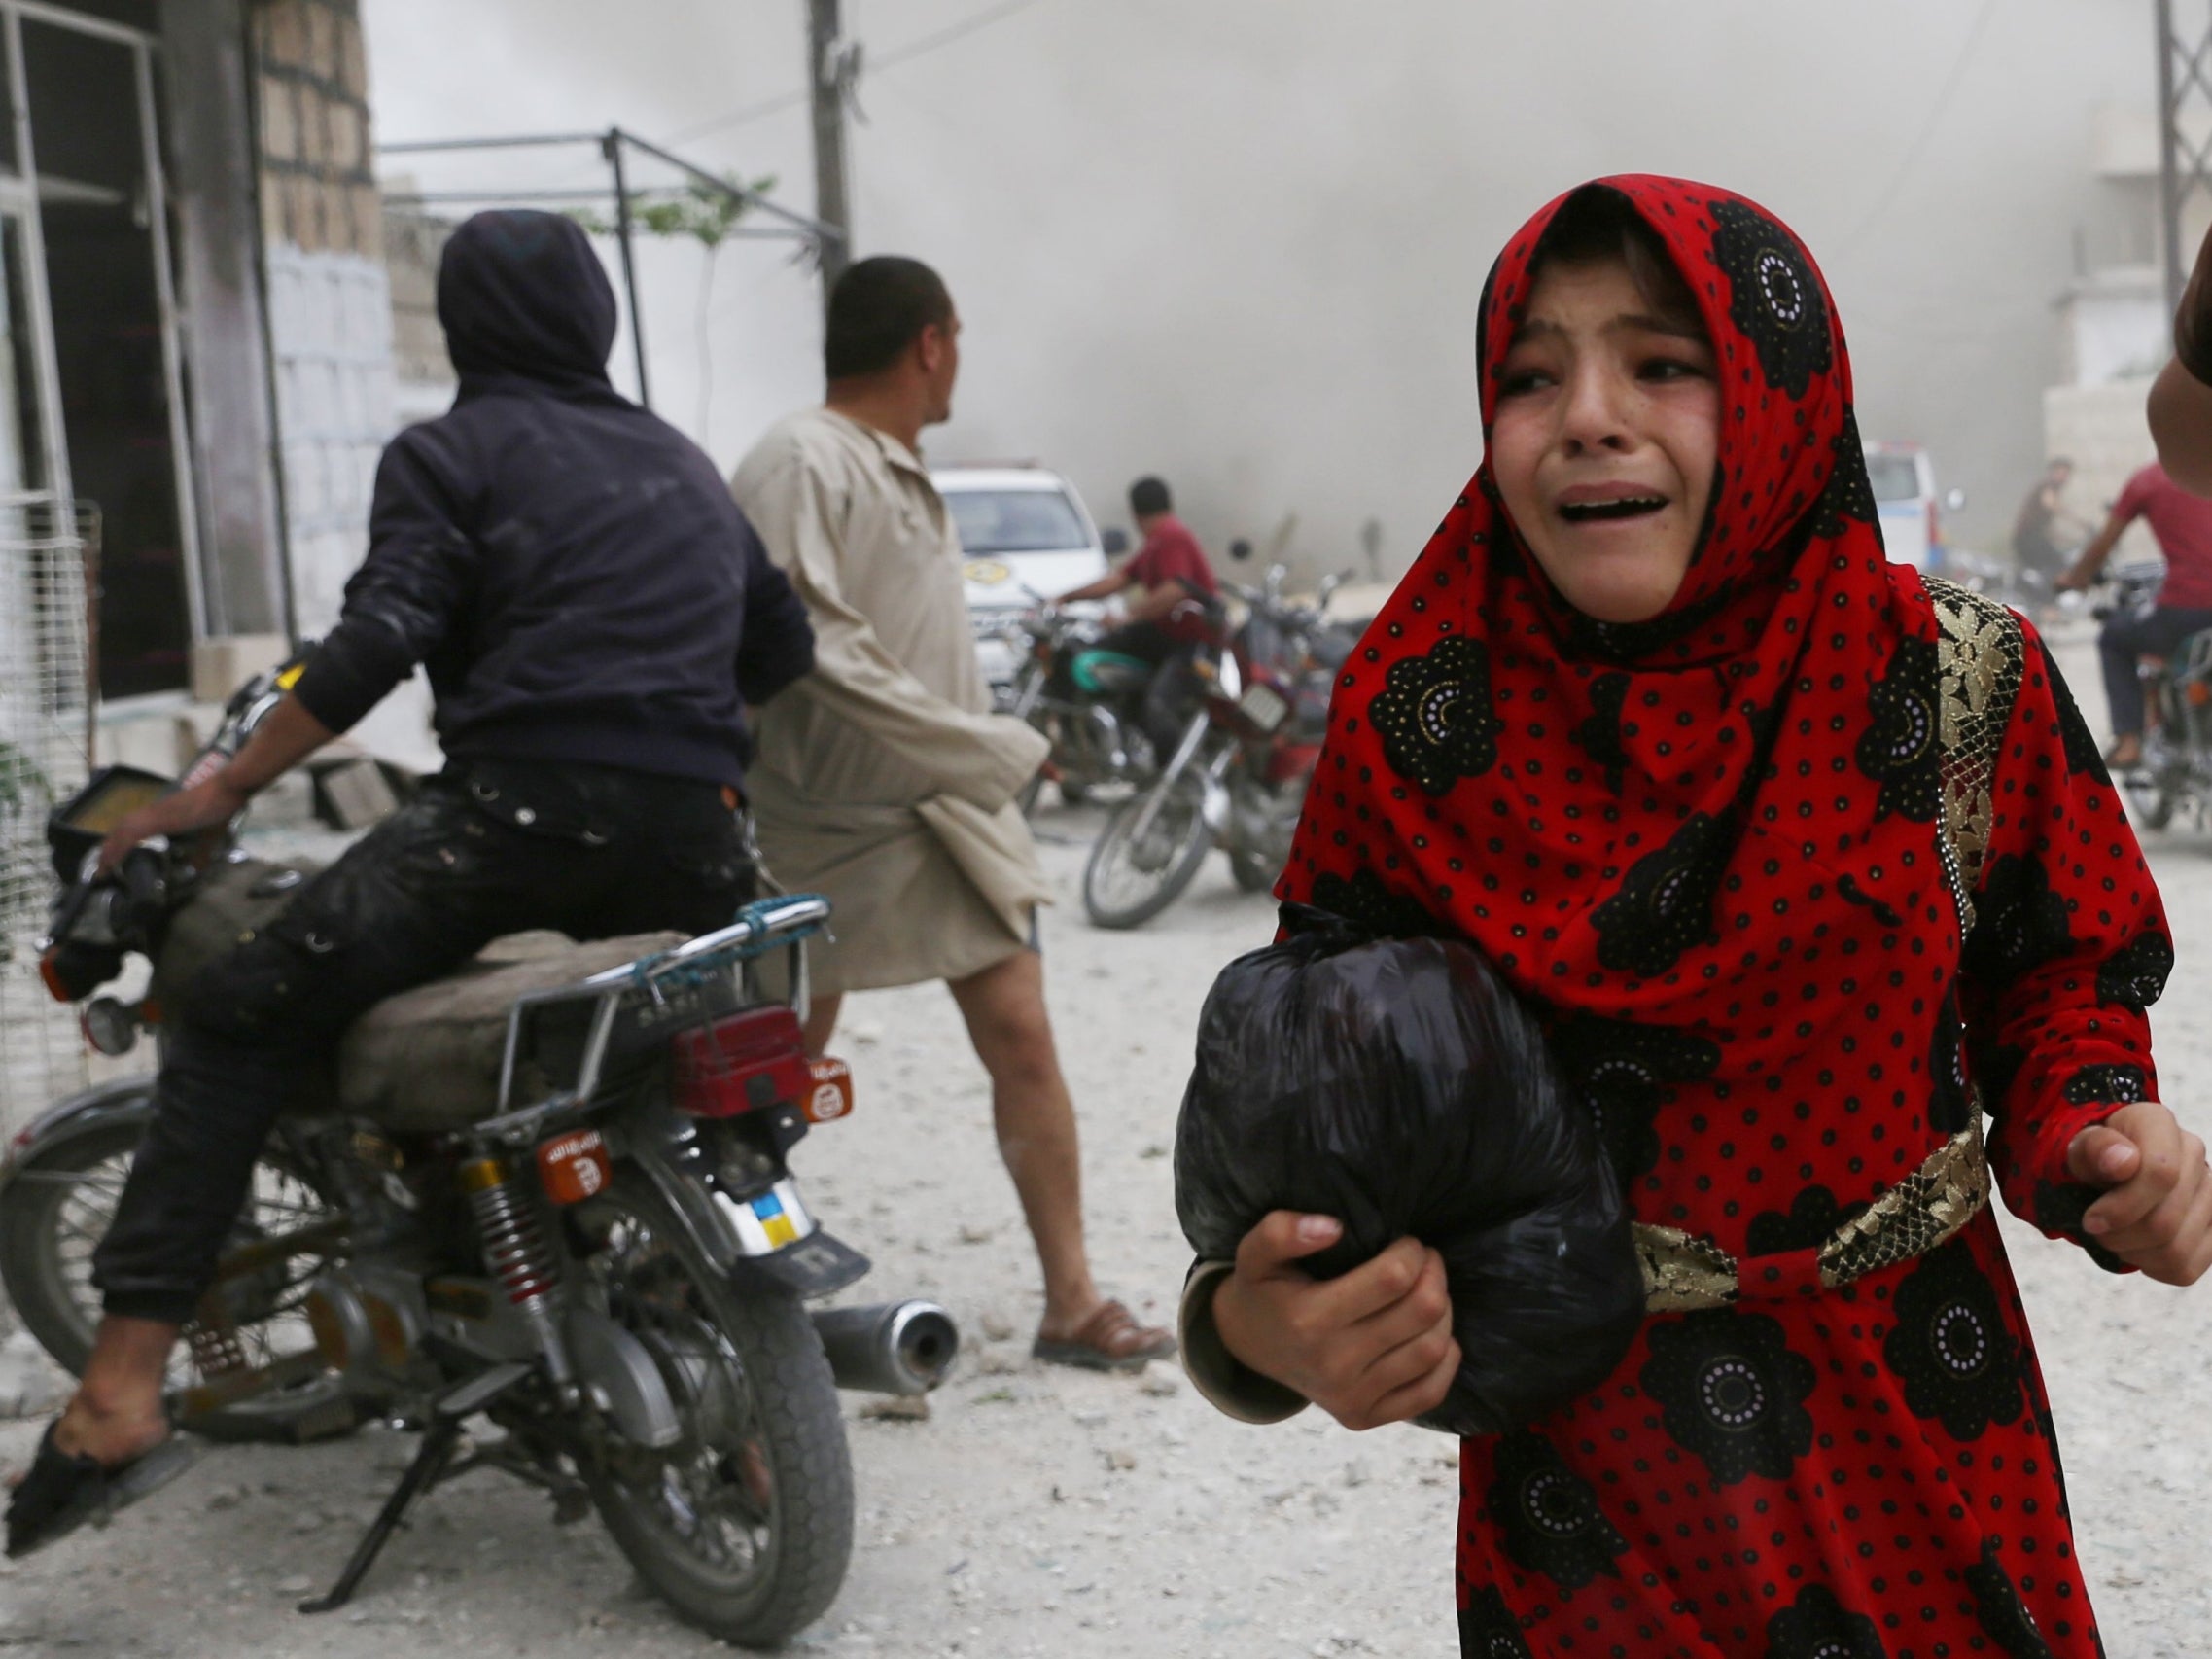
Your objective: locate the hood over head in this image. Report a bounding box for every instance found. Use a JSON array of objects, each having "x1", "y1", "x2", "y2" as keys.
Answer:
[{"x1": 438, "y1": 210, "x2": 619, "y2": 396}]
